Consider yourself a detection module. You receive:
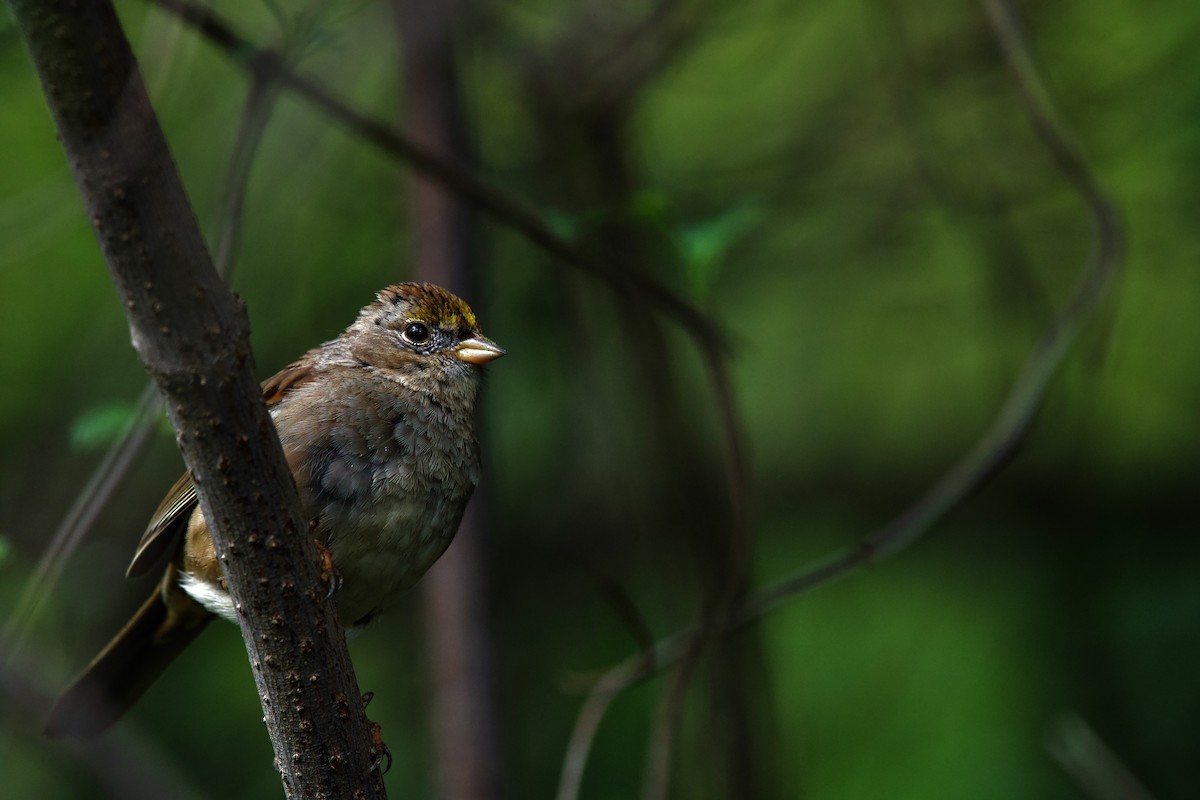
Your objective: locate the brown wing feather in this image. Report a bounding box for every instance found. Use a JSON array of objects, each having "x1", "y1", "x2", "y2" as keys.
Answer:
[
  {"x1": 261, "y1": 361, "x2": 313, "y2": 407},
  {"x1": 125, "y1": 473, "x2": 196, "y2": 578},
  {"x1": 124, "y1": 361, "x2": 316, "y2": 578}
]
